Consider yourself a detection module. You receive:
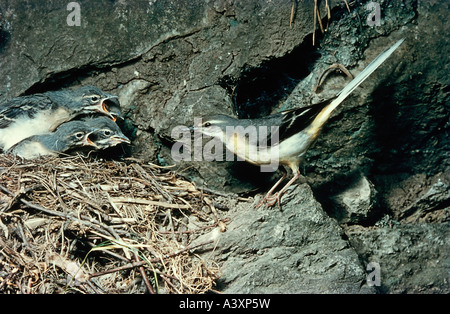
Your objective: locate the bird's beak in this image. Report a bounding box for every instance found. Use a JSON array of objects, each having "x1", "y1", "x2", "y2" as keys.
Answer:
[
  {"x1": 97, "y1": 96, "x2": 122, "y2": 121},
  {"x1": 83, "y1": 132, "x2": 99, "y2": 149},
  {"x1": 105, "y1": 97, "x2": 124, "y2": 122},
  {"x1": 109, "y1": 134, "x2": 131, "y2": 146},
  {"x1": 95, "y1": 99, "x2": 114, "y2": 120},
  {"x1": 189, "y1": 126, "x2": 203, "y2": 133}
]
